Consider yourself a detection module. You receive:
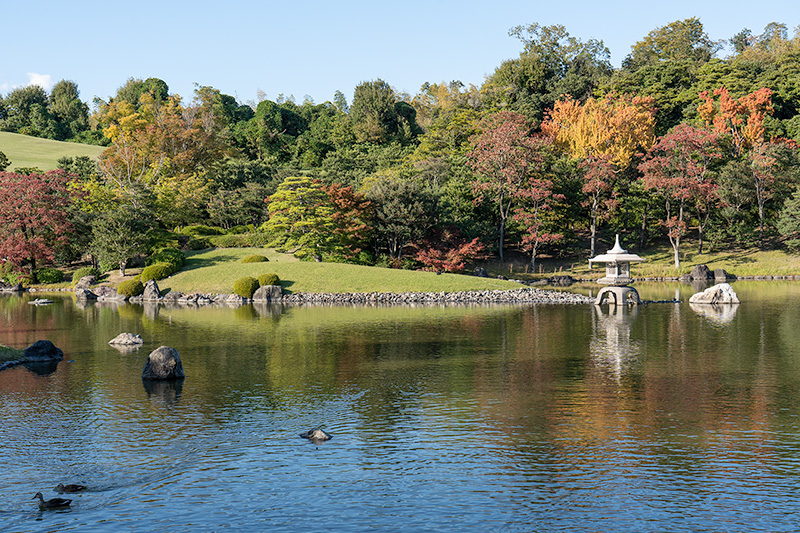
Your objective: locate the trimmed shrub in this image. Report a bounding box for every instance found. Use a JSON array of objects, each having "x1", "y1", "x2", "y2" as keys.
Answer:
[
  {"x1": 227, "y1": 224, "x2": 254, "y2": 234},
  {"x1": 36, "y1": 268, "x2": 64, "y2": 284},
  {"x1": 233, "y1": 276, "x2": 259, "y2": 298},
  {"x1": 117, "y1": 279, "x2": 144, "y2": 297},
  {"x1": 242, "y1": 254, "x2": 269, "y2": 263},
  {"x1": 258, "y1": 273, "x2": 280, "y2": 286},
  {"x1": 147, "y1": 247, "x2": 185, "y2": 271},
  {"x1": 140, "y1": 262, "x2": 174, "y2": 282},
  {"x1": 72, "y1": 266, "x2": 100, "y2": 284},
  {"x1": 209, "y1": 233, "x2": 271, "y2": 248}
]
